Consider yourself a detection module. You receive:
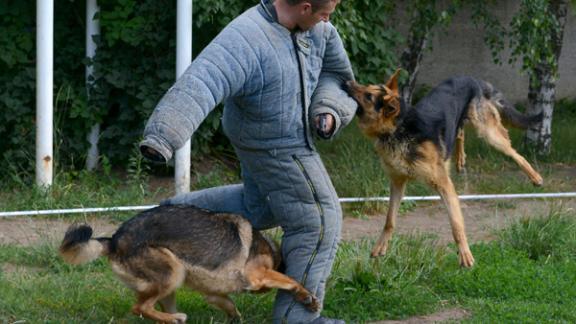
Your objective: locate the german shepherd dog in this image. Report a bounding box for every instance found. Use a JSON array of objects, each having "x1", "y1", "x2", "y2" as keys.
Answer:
[
  {"x1": 60, "y1": 205, "x2": 318, "y2": 323},
  {"x1": 344, "y1": 69, "x2": 543, "y2": 268}
]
